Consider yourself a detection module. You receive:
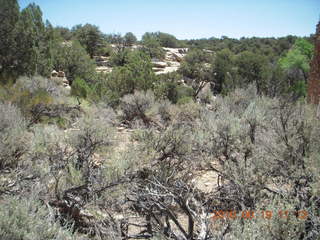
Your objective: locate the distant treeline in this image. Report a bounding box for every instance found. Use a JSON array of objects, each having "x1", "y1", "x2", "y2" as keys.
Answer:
[{"x1": 0, "y1": 0, "x2": 314, "y2": 104}]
